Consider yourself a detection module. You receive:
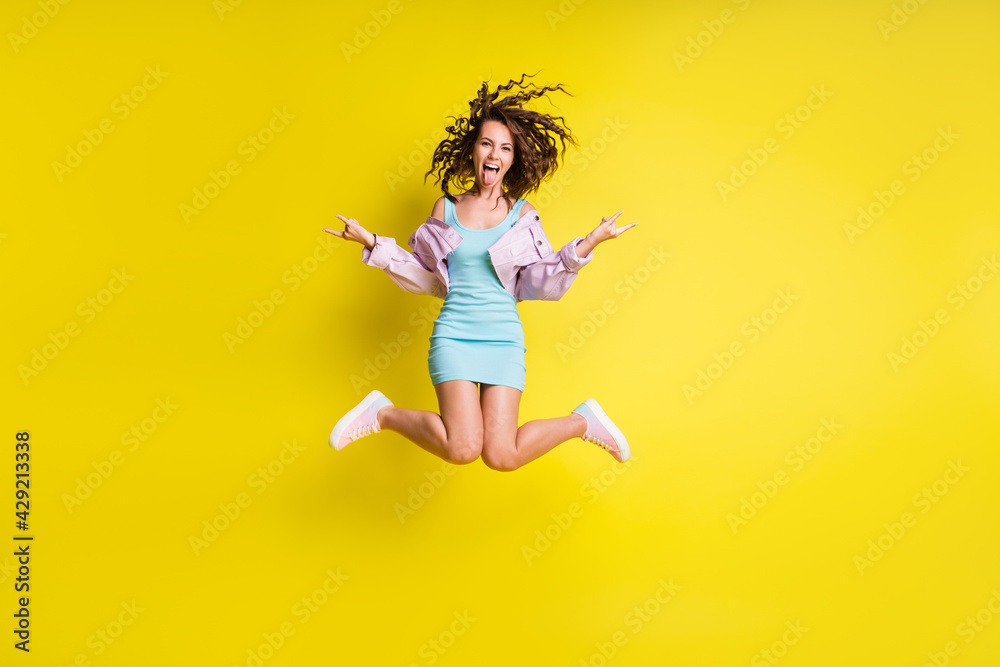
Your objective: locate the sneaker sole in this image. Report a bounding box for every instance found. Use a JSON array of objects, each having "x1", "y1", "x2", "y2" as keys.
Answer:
[
  {"x1": 583, "y1": 398, "x2": 631, "y2": 462},
  {"x1": 330, "y1": 390, "x2": 385, "y2": 450}
]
